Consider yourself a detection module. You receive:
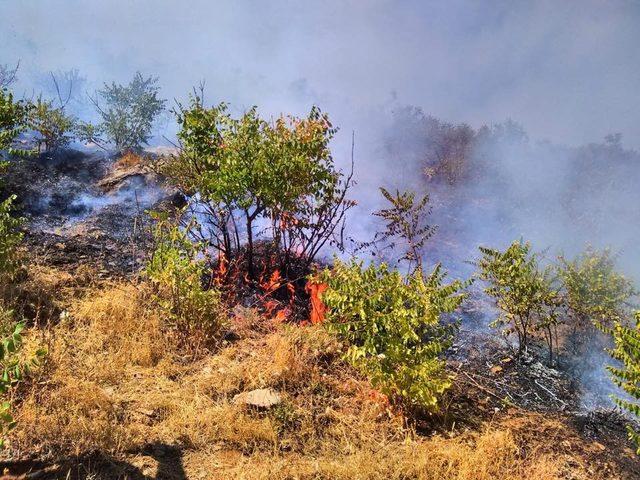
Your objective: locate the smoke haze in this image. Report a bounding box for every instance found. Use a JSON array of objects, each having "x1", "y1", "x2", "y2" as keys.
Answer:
[{"x1": 2, "y1": 0, "x2": 640, "y2": 276}]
